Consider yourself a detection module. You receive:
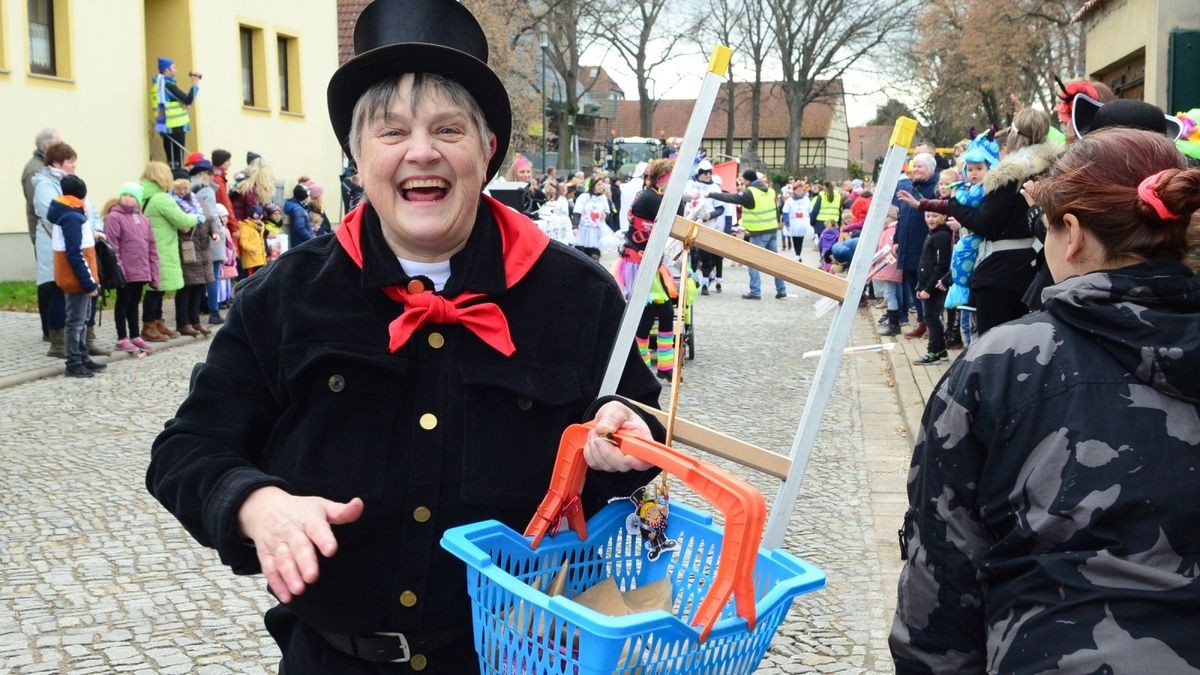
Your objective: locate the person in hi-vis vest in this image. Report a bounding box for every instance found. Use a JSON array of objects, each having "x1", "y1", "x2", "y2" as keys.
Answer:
[
  {"x1": 709, "y1": 169, "x2": 788, "y2": 299},
  {"x1": 152, "y1": 56, "x2": 200, "y2": 169}
]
